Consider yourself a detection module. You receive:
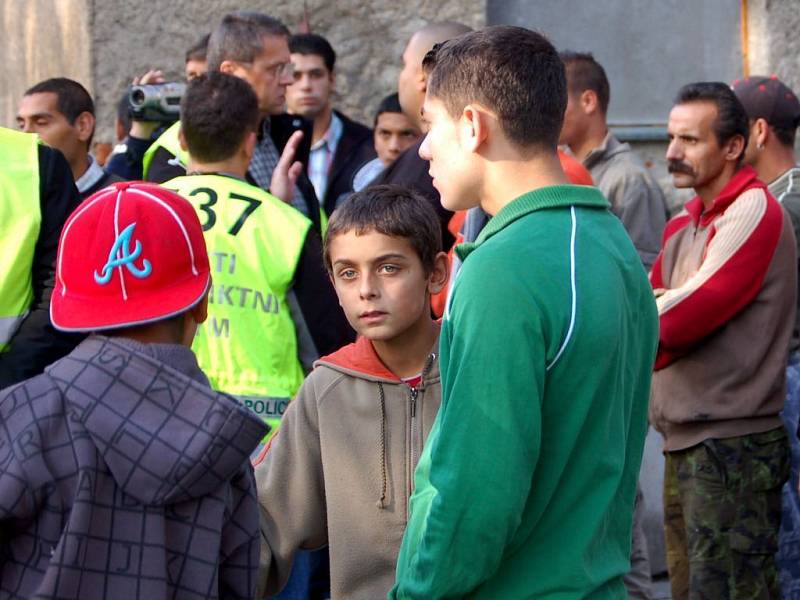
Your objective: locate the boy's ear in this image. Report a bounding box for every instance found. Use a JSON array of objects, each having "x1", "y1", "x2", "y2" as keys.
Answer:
[
  {"x1": 181, "y1": 291, "x2": 209, "y2": 347},
  {"x1": 191, "y1": 291, "x2": 209, "y2": 324},
  {"x1": 242, "y1": 130, "x2": 257, "y2": 160},
  {"x1": 580, "y1": 89, "x2": 598, "y2": 115},
  {"x1": 427, "y1": 251, "x2": 450, "y2": 295},
  {"x1": 178, "y1": 126, "x2": 188, "y2": 152},
  {"x1": 461, "y1": 104, "x2": 490, "y2": 153}
]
